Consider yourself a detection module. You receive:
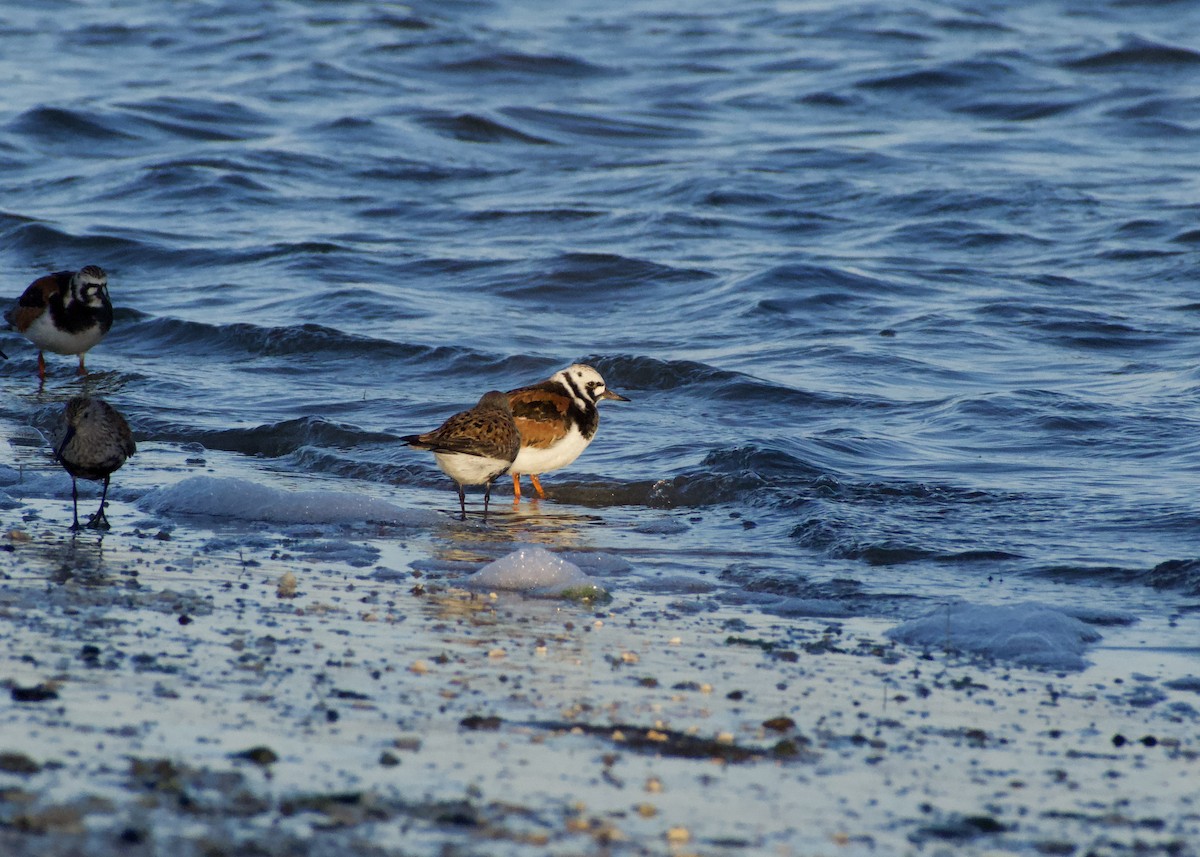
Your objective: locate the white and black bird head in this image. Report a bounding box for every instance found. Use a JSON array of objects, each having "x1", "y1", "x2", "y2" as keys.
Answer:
[
  {"x1": 551, "y1": 363, "x2": 630, "y2": 411},
  {"x1": 71, "y1": 266, "x2": 109, "y2": 309}
]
